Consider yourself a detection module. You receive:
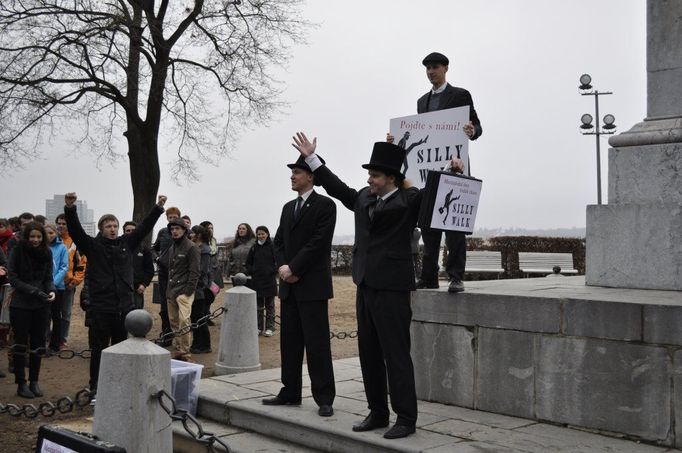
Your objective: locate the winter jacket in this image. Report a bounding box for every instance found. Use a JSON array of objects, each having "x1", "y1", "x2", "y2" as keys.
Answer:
[
  {"x1": 152, "y1": 227, "x2": 172, "y2": 272},
  {"x1": 133, "y1": 244, "x2": 155, "y2": 287},
  {"x1": 65, "y1": 204, "x2": 164, "y2": 315},
  {"x1": 166, "y1": 236, "x2": 200, "y2": 301},
  {"x1": 61, "y1": 232, "x2": 87, "y2": 288},
  {"x1": 8, "y1": 244, "x2": 55, "y2": 310},
  {"x1": 195, "y1": 242, "x2": 211, "y2": 301},
  {"x1": 49, "y1": 236, "x2": 69, "y2": 290},
  {"x1": 229, "y1": 237, "x2": 255, "y2": 275},
  {"x1": 245, "y1": 239, "x2": 278, "y2": 298}
]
